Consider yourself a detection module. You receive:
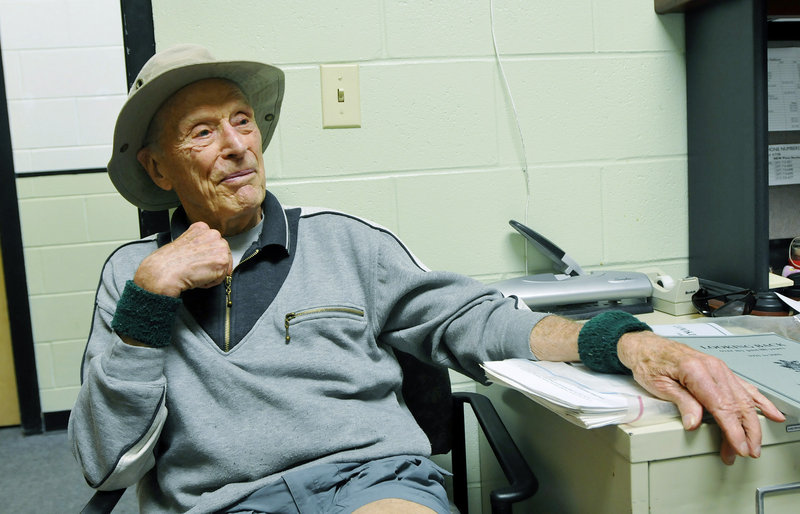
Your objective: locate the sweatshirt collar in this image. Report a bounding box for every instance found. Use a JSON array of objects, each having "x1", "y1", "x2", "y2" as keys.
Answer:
[{"x1": 169, "y1": 190, "x2": 290, "y2": 259}]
